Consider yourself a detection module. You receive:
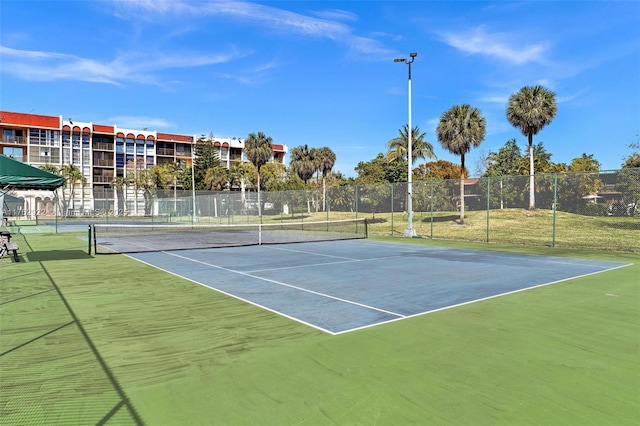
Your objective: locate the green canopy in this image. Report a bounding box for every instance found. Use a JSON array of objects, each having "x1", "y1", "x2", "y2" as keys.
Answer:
[{"x1": 0, "y1": 155, "x2": 65, "y2": 191}]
